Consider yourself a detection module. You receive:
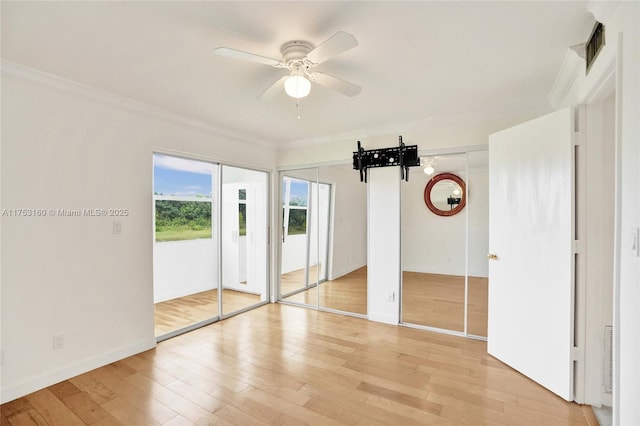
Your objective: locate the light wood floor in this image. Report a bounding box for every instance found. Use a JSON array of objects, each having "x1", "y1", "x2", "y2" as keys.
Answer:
[
  {"x1": 155, "y1": 289, "x2": 261, "y2": 337},
  {"x1": 1, "y1": 303, "x2": 595, "y2": 426},
  {"x1": 281, "y1": 268, "x2": 488, "y2": 336}
]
